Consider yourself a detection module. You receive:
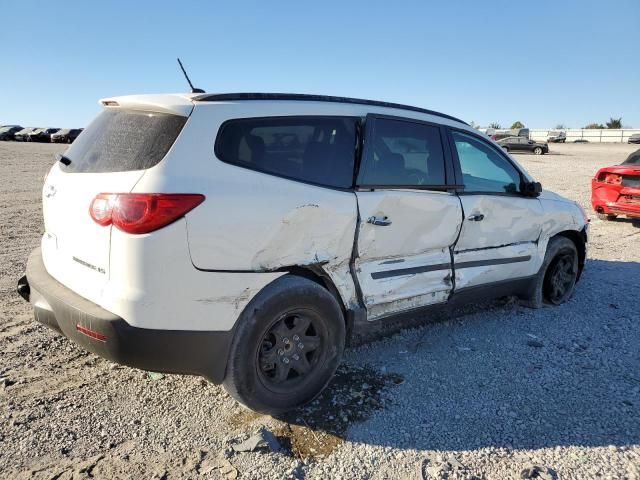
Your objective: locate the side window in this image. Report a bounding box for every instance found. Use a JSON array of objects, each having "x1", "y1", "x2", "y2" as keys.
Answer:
[
  {"x1": 215, "y1": 116, "x2": 357, "y2": 188},
  {"x1": 358, "y1": 118, "x2": 446, "y2": 186},
  {"x1": 452, "y1": 131, "x2": 522, "y2": 194}
]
